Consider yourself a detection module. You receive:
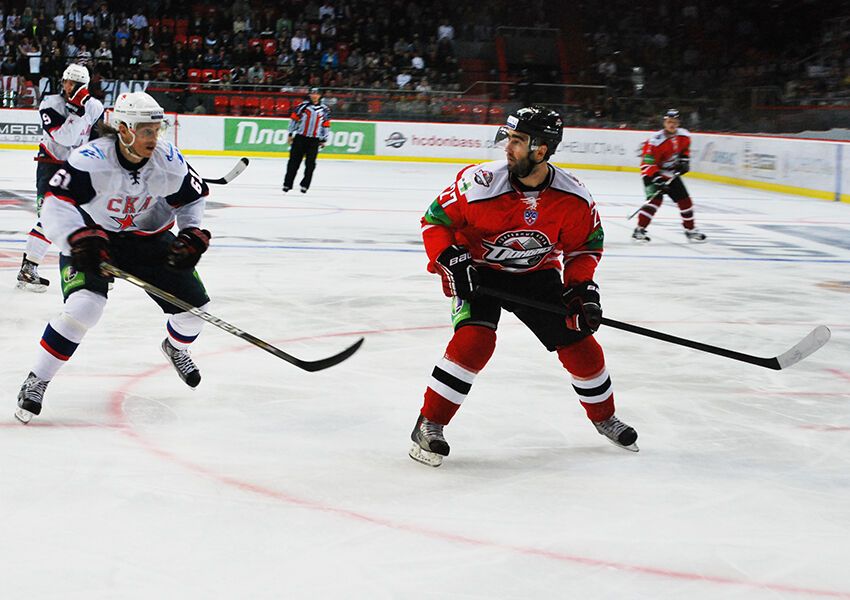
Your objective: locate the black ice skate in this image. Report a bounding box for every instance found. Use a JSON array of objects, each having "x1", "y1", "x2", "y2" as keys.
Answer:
[
  {"x1": 593, "y1": 415, "x2": 639, "y2": 452},
  {"x1": 282, "y1": 184, "x2": 291, "y2": 193},
  {"x1": 160, "y1": 339, "x2": 201, "y2": 388},
  {"x1": 685, "y1": 229, "x2": 707, "y2": 243},
  {"x1": 631, "y1": 227, "x2": 650, "y2": 243},
  {"x1": 300, "y1": 186, "x2": 308, "y2": 193},
  {"x1": 16, "y1": 372, "x2": 49, "y2": 424},
  {"x1": 409, "y1": 414, "x2": 450, "y2": 467},
  {"x1": 16, "y1": 255, "x2": 49, "y2": 293}
]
